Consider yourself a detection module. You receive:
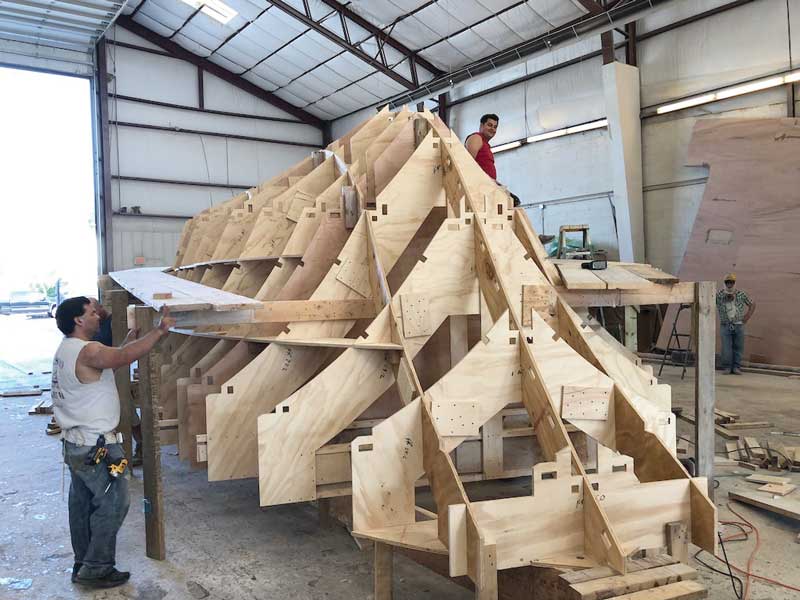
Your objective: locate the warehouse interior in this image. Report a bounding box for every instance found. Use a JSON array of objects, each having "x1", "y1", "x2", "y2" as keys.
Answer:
[{"x1": 1, "y1": 0, "x2": 799, "y2": 599}]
